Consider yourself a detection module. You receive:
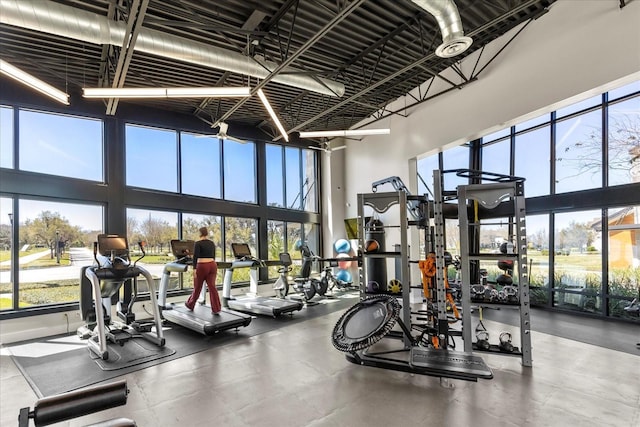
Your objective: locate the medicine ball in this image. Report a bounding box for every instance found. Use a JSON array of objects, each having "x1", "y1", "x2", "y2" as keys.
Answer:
[
  {"x1": 335, "y1": 269, "x2": 352, "y2": 284},
  {"x1": 334, "y1": 239, "x2": 351, "y2": 254},
  {"x1": 367, "y1": 281, "x2": 381, "y2": 293}
]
